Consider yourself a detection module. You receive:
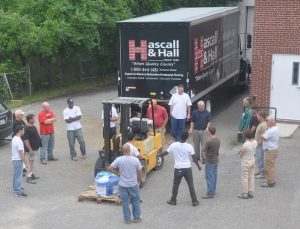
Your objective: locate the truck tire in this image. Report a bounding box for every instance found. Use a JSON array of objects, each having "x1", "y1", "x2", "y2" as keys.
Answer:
[
  {"x1": 94, "y1": 157, "x2": 105, "y2": 177},
  {"x1": 139, "y1": 160, "x2": 147, "y2": 188},
  {"x1": 155, "y1": 151, "x2": 164, "y2": 170}
]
